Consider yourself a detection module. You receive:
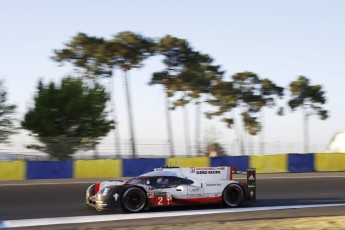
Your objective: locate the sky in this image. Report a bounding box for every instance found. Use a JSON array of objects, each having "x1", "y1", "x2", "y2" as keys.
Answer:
[{"x1": 1, "y1": 0, "x2": 345, "y2": 157}]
